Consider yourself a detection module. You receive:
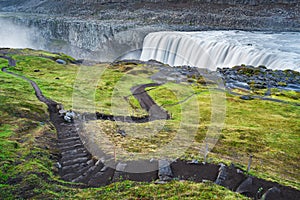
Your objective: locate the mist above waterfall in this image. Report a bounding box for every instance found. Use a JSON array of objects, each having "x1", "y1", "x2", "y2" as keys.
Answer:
[
  {"x1": 0, "y1": 18, "x2": 45, "y2": 49},
  {"x1": 140, "y1": 31, "x2": 300, "y2": 71}
]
